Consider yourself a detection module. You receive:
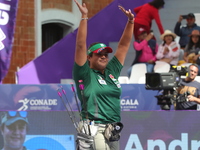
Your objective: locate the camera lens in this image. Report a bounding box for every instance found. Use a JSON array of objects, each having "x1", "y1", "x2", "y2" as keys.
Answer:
[
  {"x1": 115, "y1": 126, "x2": 120, "y2": 130},
  {"x1": 146, "y1": 73, "x2": 160, "y2": 88}
]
